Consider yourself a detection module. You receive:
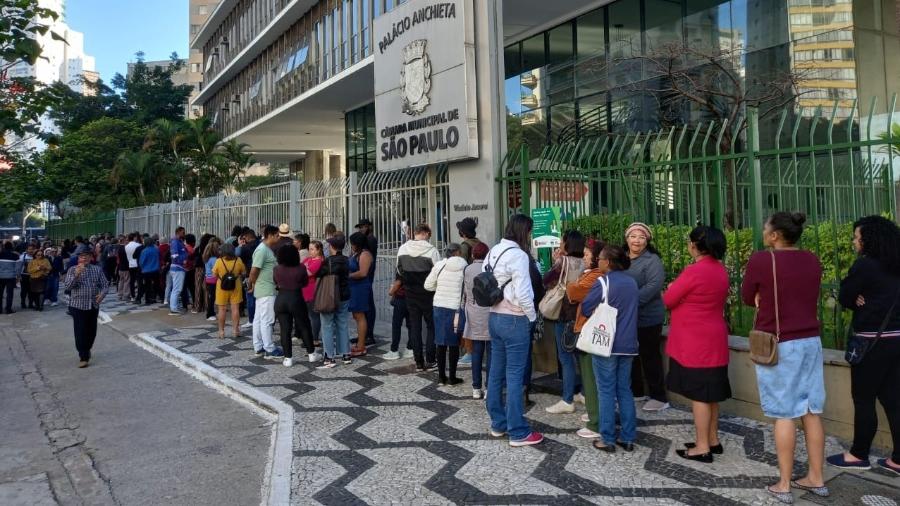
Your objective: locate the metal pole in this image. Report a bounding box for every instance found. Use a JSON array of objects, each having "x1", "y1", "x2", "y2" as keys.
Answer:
[{"x1": 747, "y1": 107, "x2": 763, "y2": 250}]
